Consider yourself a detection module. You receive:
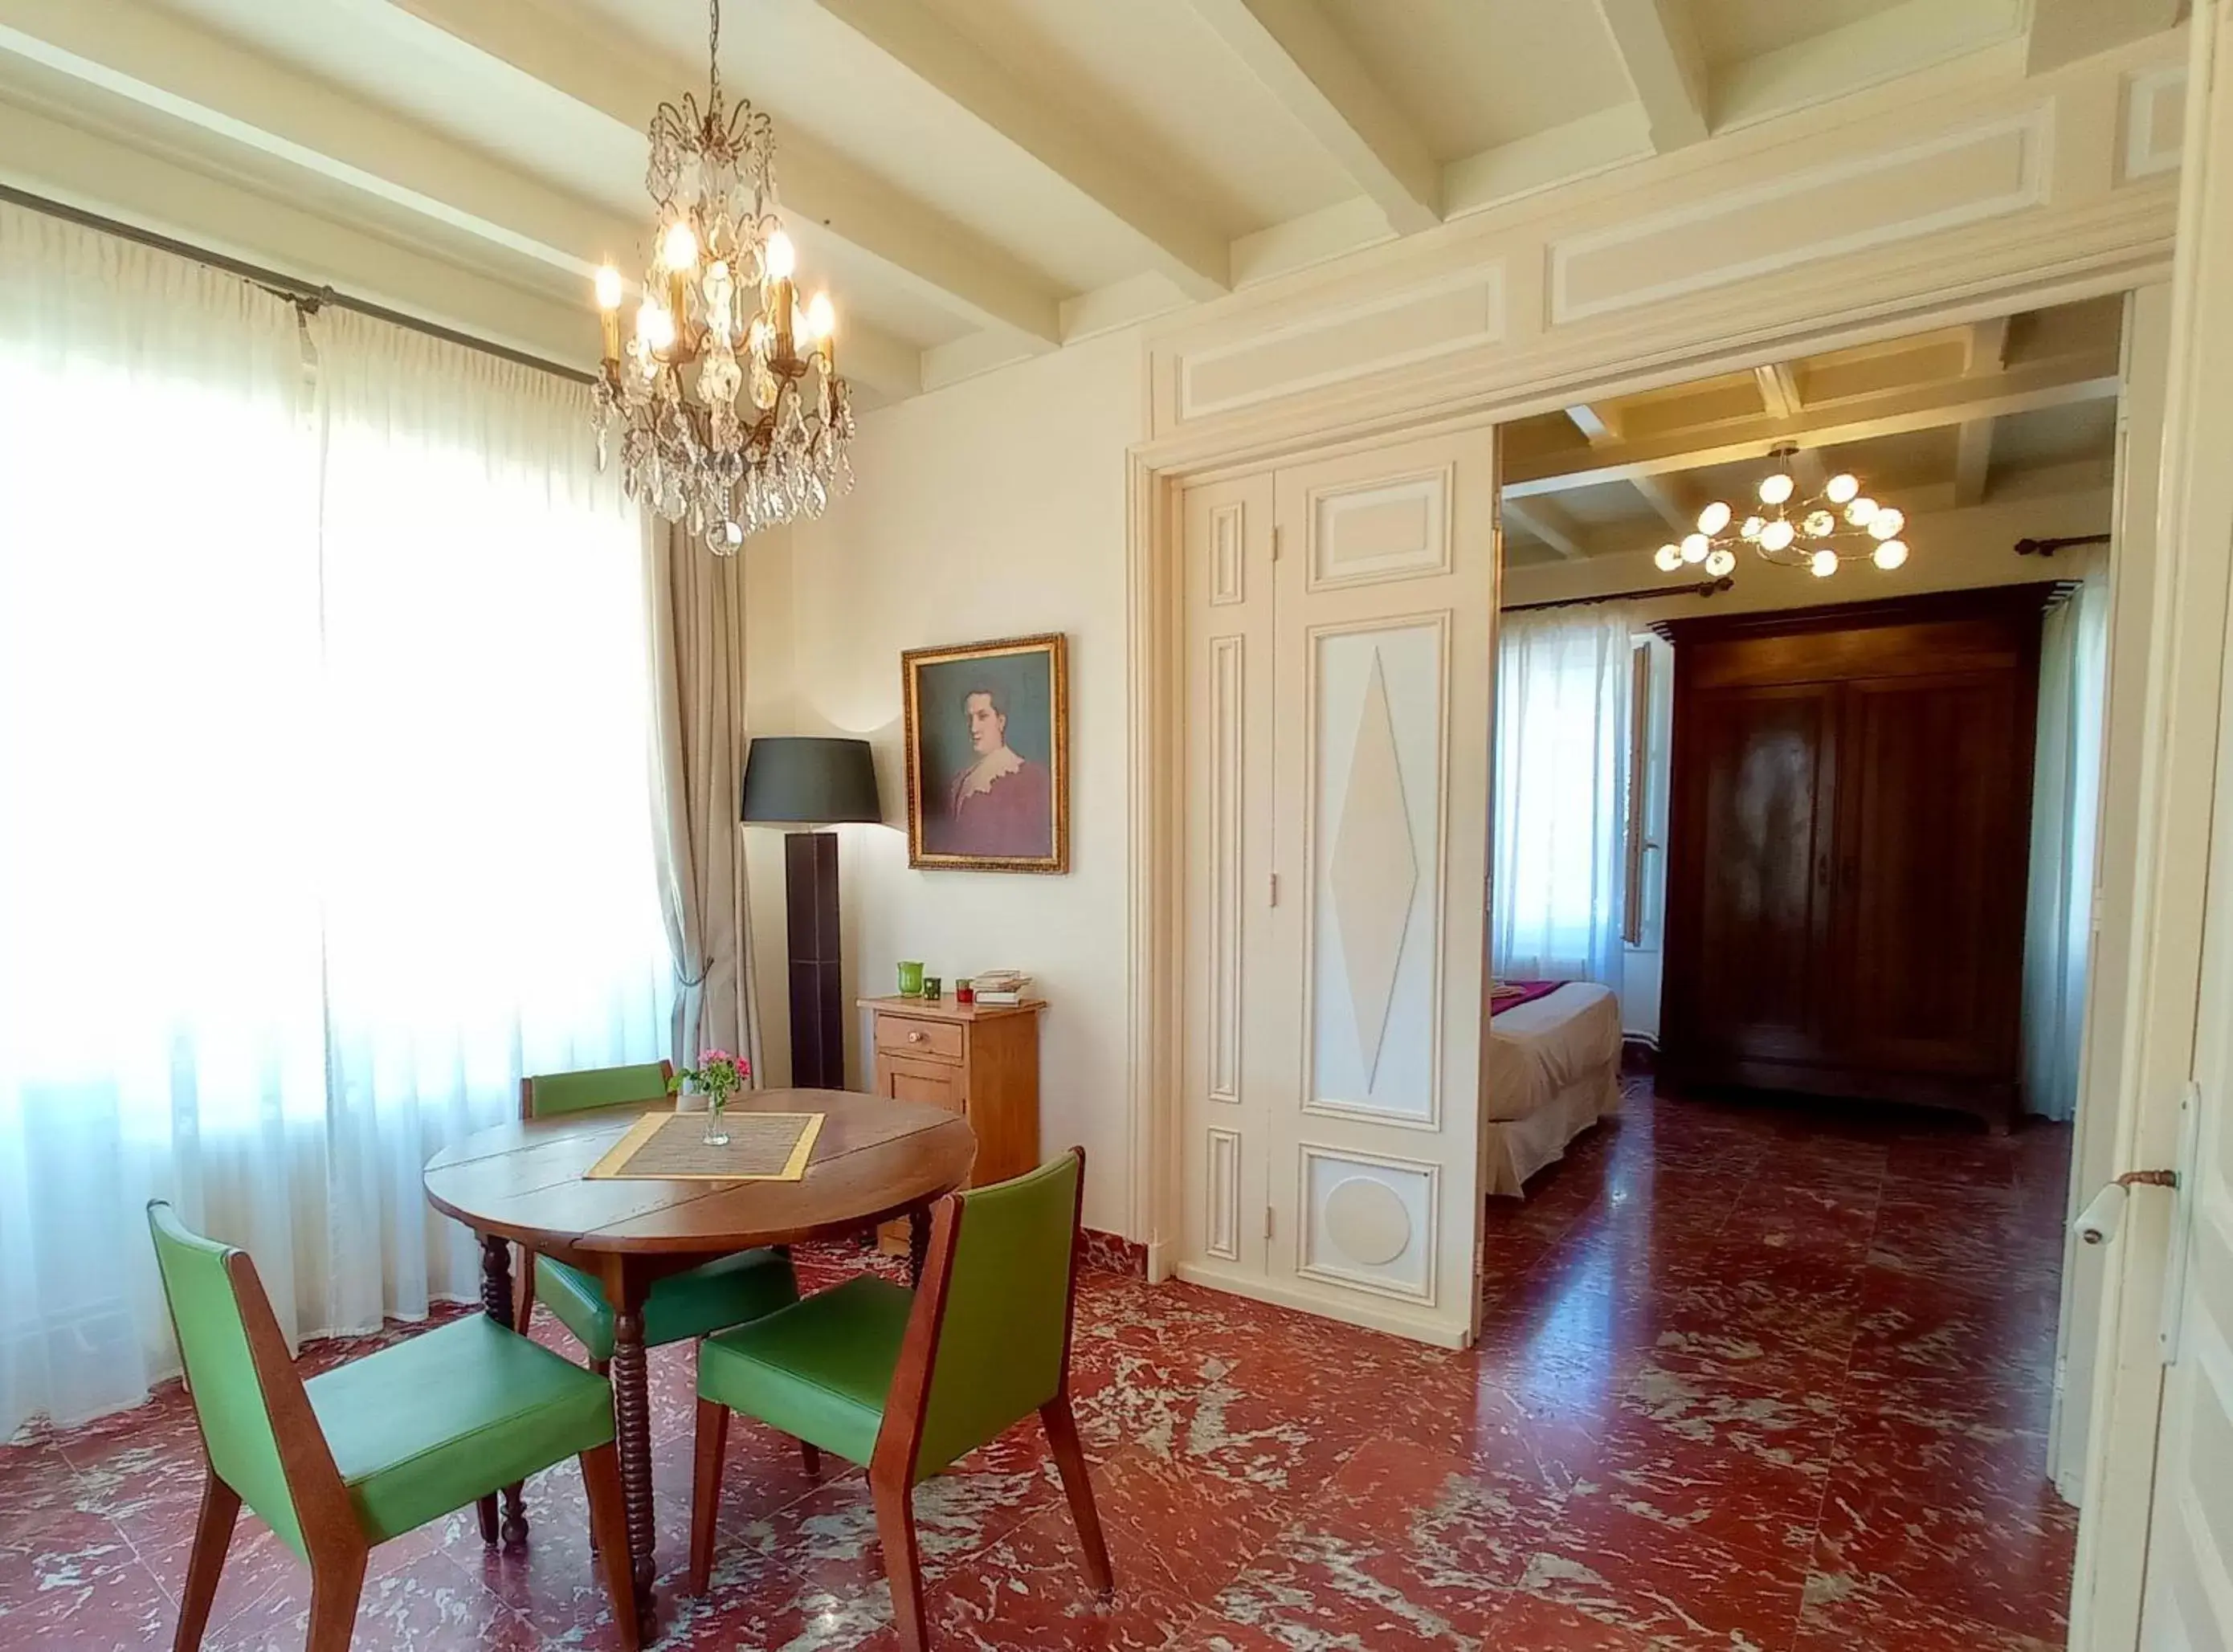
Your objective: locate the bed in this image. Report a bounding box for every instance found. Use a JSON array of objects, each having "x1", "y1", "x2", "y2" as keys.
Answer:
[{"x1": 1485, "y1": 981, "x2": 1625, "y2": 1197}]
